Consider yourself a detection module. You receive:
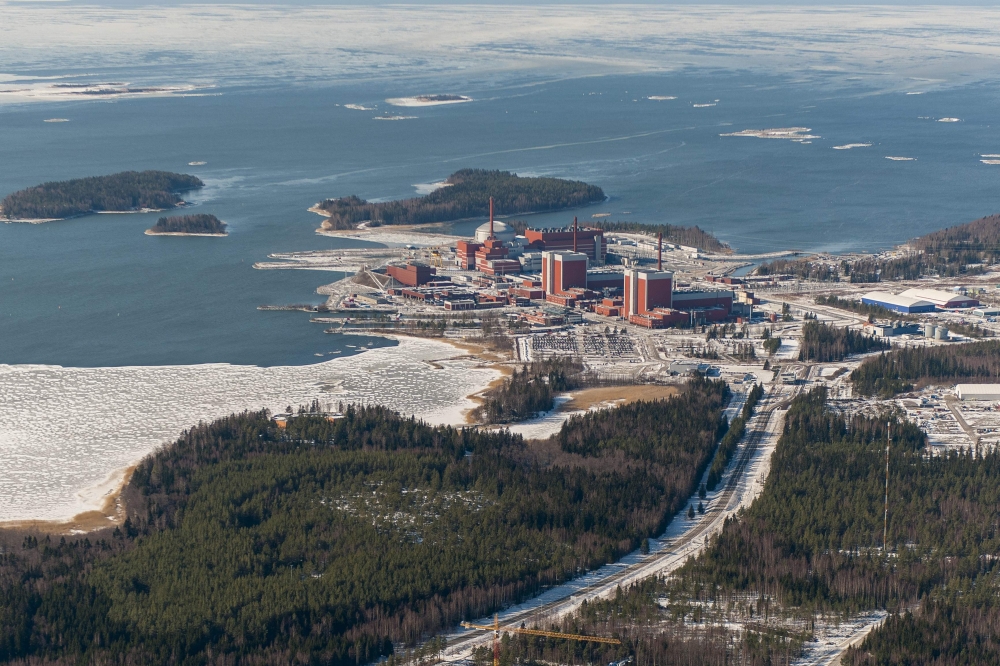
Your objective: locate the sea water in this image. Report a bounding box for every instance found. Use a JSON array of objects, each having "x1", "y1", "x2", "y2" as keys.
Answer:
[{"x1": 3, "y1": 75, "x2": 1000, "y2": 366}]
